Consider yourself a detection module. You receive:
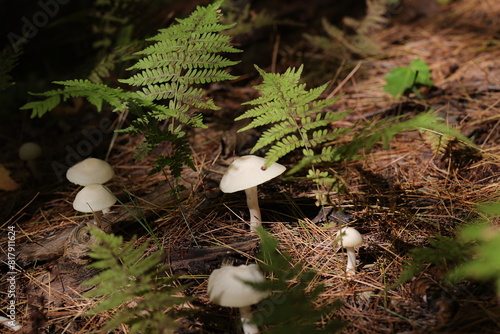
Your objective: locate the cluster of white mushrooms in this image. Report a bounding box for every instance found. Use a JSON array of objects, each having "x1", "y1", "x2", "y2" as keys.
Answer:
[
  {"x1": 208, "y1": 155, "x2": 365, "y2": 333},
  {"x1": 17, "y1": 145, "x2": 117, "y2": 228},
  {"x1": 18, "y1": 141, "x2": 116, "y2": 225},
  {"x1": 66, "y1": 158, "x2": 116, "y2": 226},
  {"x1": 16, "y1": 141, "x2": 363, "y2": 332},
  {"x1": 16, "y1": 144, "x2": 364, "y2": 333}
]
